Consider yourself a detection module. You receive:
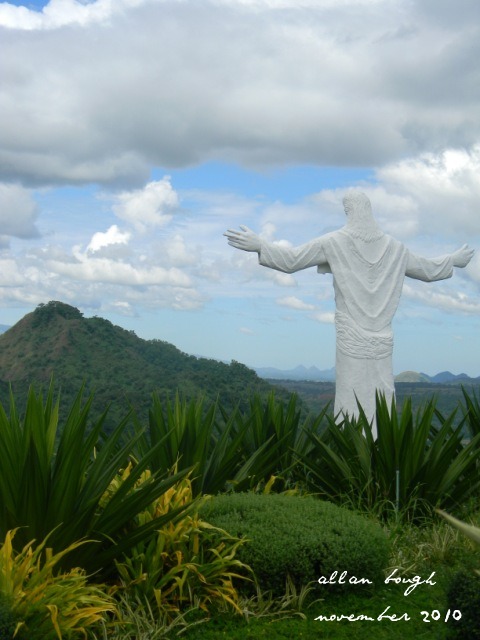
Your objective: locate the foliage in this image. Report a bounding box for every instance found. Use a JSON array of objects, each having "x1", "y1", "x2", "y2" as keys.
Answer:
[
  {"x1": 298, "y1": 393, "x2": 480, "y2": 520},
  {"x1": 460, "y1": 386, "x2": 480, "y2": 438},
  {"x1": 0, "y1": 593, "x2": 17, "y2": 640},
  {"x1": 232, "y1": 393, "x2": 326, "y2": 487},
  {"x1": 0, "y1": 382, "x2": 193, "y2": 576},
  {"x1": 133, "y1": 391, "x2": 324, "y2": 496},
  {"x1": 200, "y1": 493, "x2": 389, "y2": 597},
  {"x1": 91, "y1": 592, "x2": 207, "y2": 640},
  {"x1": 446, "y1": 570, "x2": 480, "y2": 639},
  {"x1": 0, "y1": 529, "x2": 115, "y2": 640},
  {"x1": 437, "y1": 510, "x2": 480, "y2": 546},
  {"x1": 235, "y1": 576, "x2": 318, "y2": 622},
  {"x1": 114, "y1": 473, "x2": 250, "y2": 618},
  {"x1": 0, "y1": 302, "x2": 286, "y2": 427}
]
